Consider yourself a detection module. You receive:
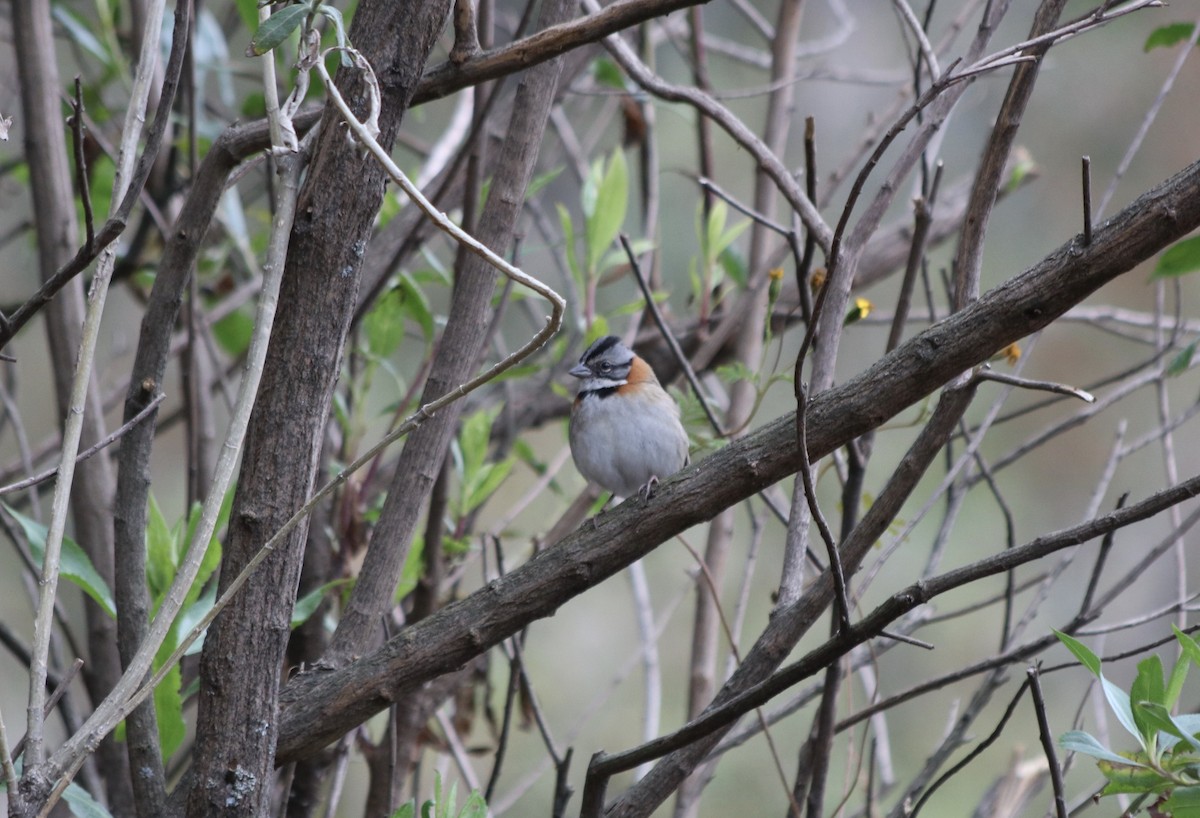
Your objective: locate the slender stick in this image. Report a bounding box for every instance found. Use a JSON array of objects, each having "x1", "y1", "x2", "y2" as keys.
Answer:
[
  {"x1": 1027, "y1": 666, "x2": 1069, "y2": 818},
  {"x1": 68, "y1": 78, "x2": 94, "y2": 250},
  {"x1": 1082, "y1": 155, "x2": 1093, "y2": 245},
  {"x1": 0, "y1": 392, "x2": 165, "y2": 496}
]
